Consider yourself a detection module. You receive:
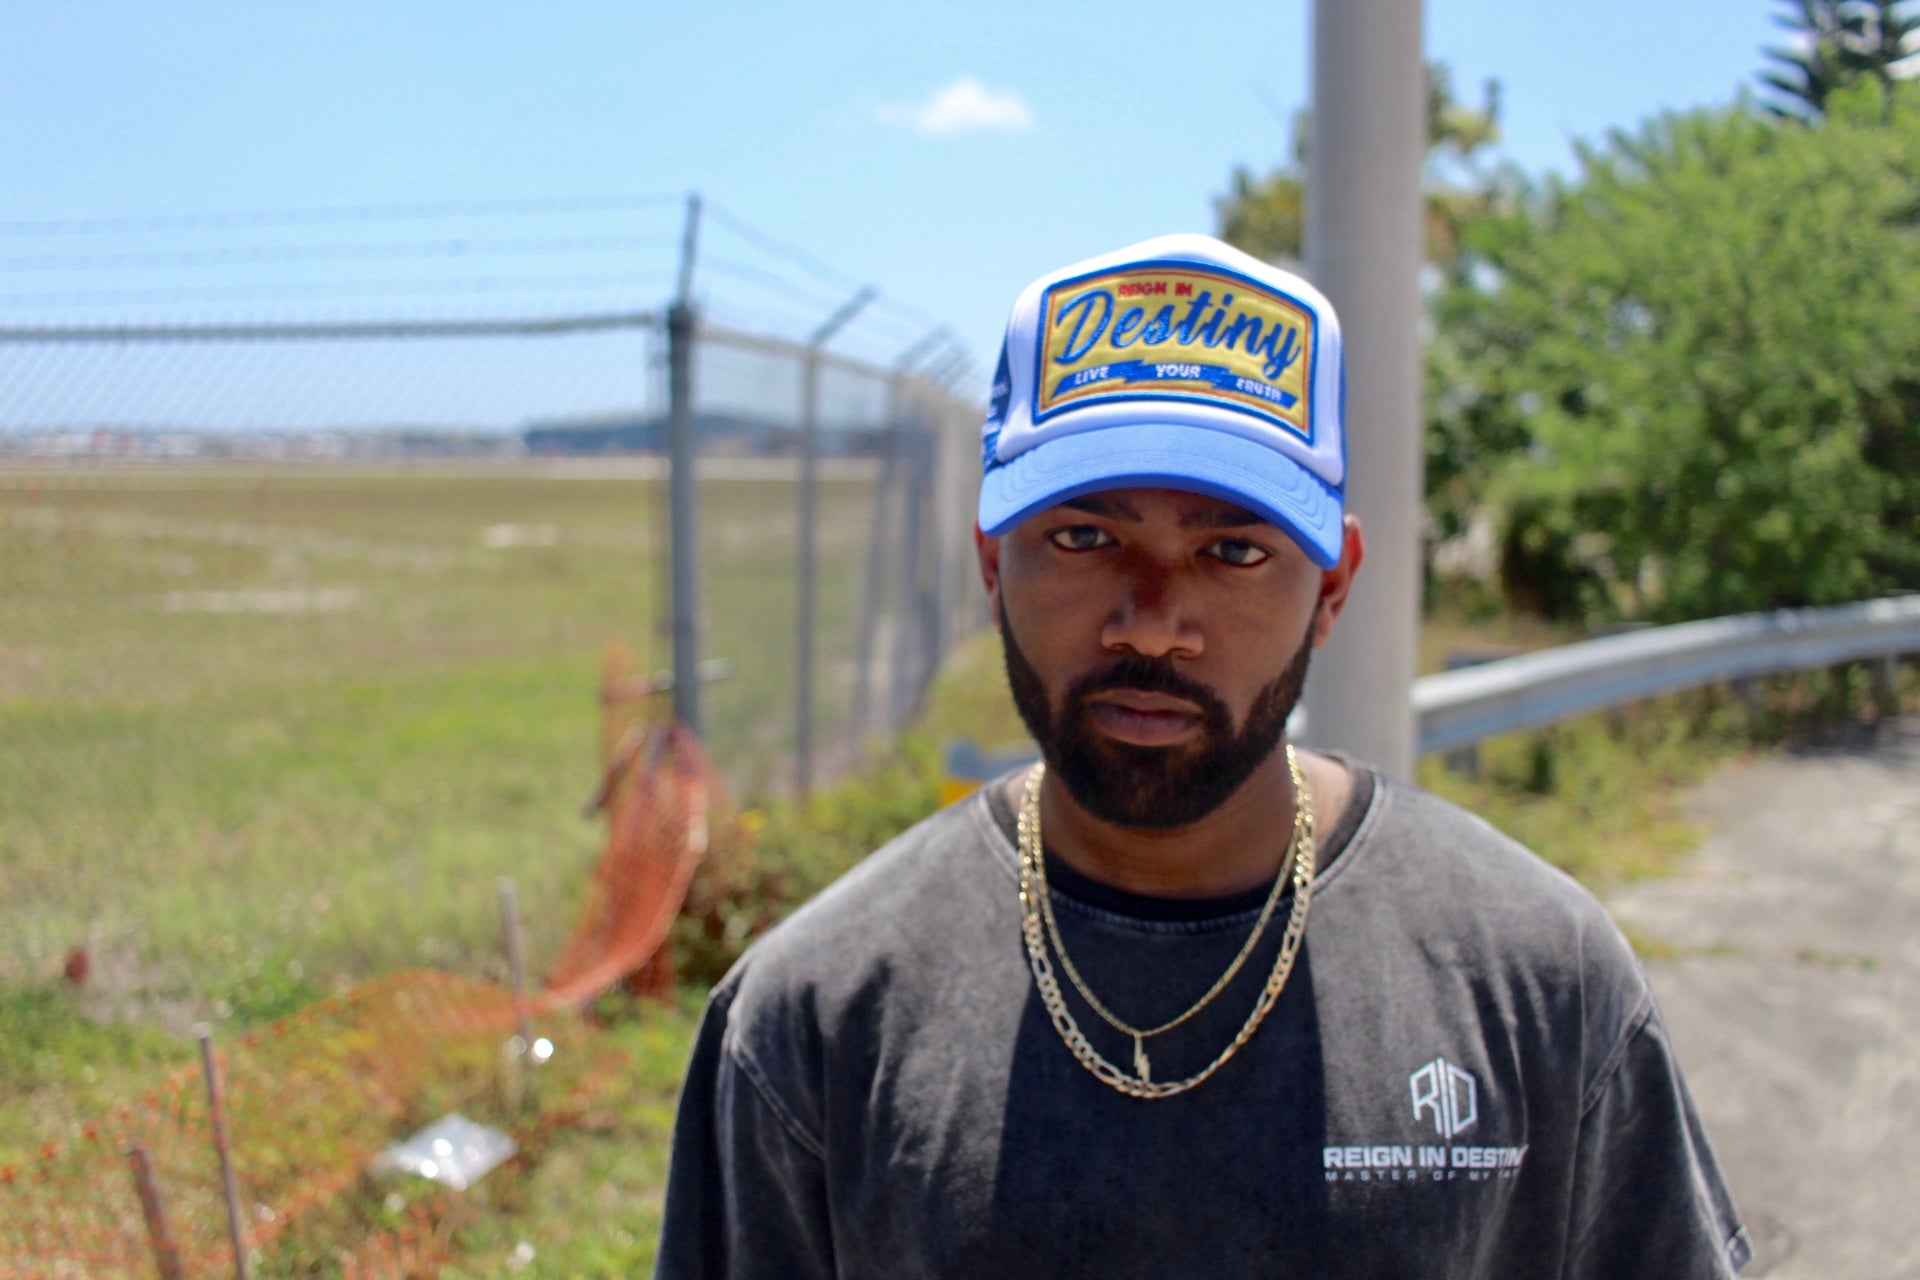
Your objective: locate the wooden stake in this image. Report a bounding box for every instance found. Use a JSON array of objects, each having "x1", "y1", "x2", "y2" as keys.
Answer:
[
  {"x1": 125, "y1": 1143, "x2": 186, "y2": 1280},
  {"x1": 196, "y1": 1025, "x2": 253, "y2": 1280},
  {"x1": 499, "y1": 879, "x2": 535, "y2": 1110}
]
